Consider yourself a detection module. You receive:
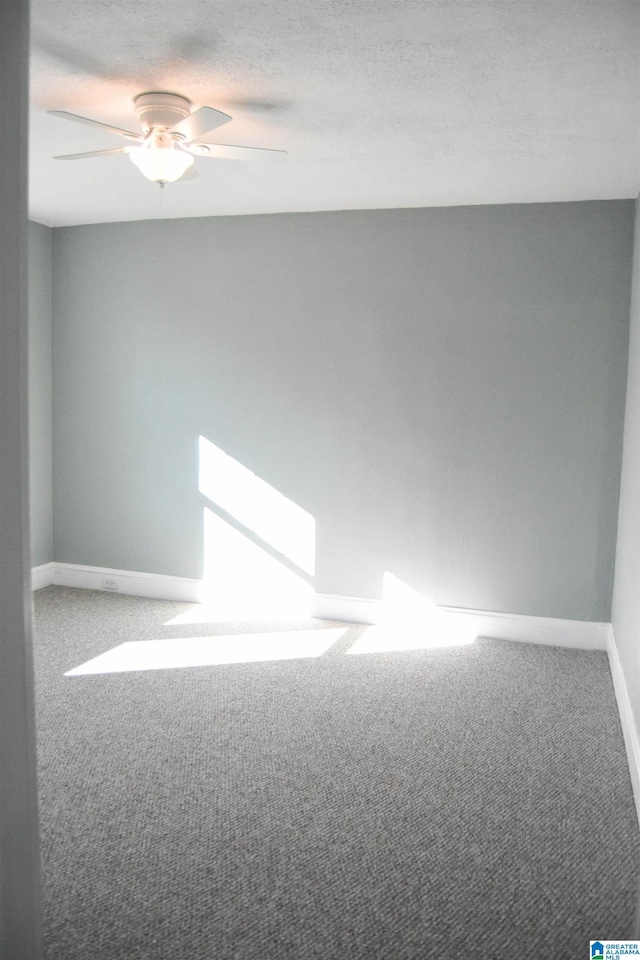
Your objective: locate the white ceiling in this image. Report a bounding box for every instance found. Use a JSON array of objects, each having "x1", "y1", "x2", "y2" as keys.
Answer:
[{"x1": 29, "y1": 0, "x2": 640, "y2": 228}]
